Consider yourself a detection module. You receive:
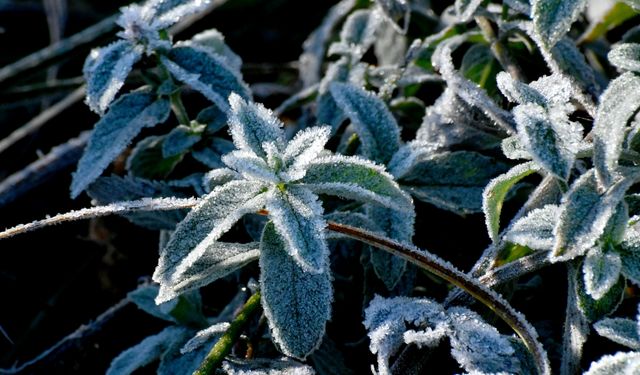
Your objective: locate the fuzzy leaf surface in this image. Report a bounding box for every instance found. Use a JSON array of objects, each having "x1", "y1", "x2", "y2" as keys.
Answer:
[
  {"x1": 583, "y1": 246, "x2": 623, "y2": 300},
  {"x1": 609, "y1": 43, "x2": 640, "y2": 73},
  {"x1": 532, "y1": 0, "x2": 587, "y2": 48},
  {"x1": 594, "y1": 318, "x2": 640, "y2": 350},
  {"x1": 505, "y1": 205, "x2": 560, "y2": 251},
  {"x1": 584, "y1": 352, "x2": 640, "y2": 375}
]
